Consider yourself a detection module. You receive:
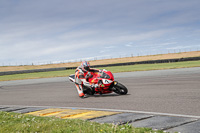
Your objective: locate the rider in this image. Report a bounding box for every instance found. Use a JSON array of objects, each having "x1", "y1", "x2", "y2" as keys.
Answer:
[{"x1": 75, "y1": 61, "x2": 101, "y2": 98}]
